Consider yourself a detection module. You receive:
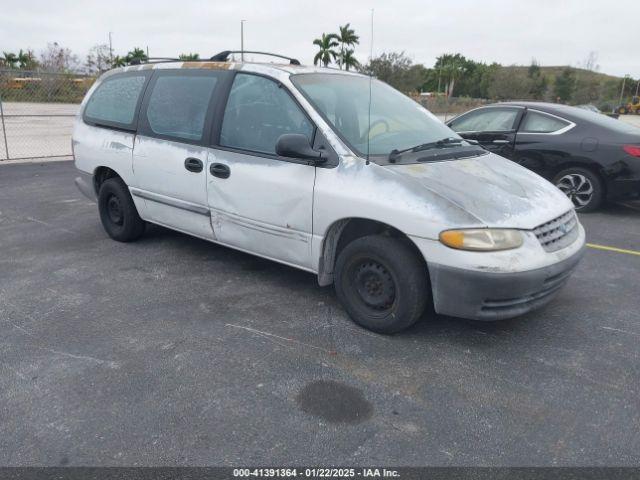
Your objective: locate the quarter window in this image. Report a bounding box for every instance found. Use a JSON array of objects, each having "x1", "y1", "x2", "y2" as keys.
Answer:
[
  {"x1": 84, "y1": 75, "x2": 147, "y2": 127},
  {"x1": 450, "y1": 108, "x2": 519, "y2": 133},
  {"x1": 520, "y1": 111, "x2": 570, "y2": 133},
  {"x1": 145, "y1": 75, "x2": 219, "y2": 141},
  {"x1": 220, "y1": 74, "x2": 313, "y2": 155}
]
